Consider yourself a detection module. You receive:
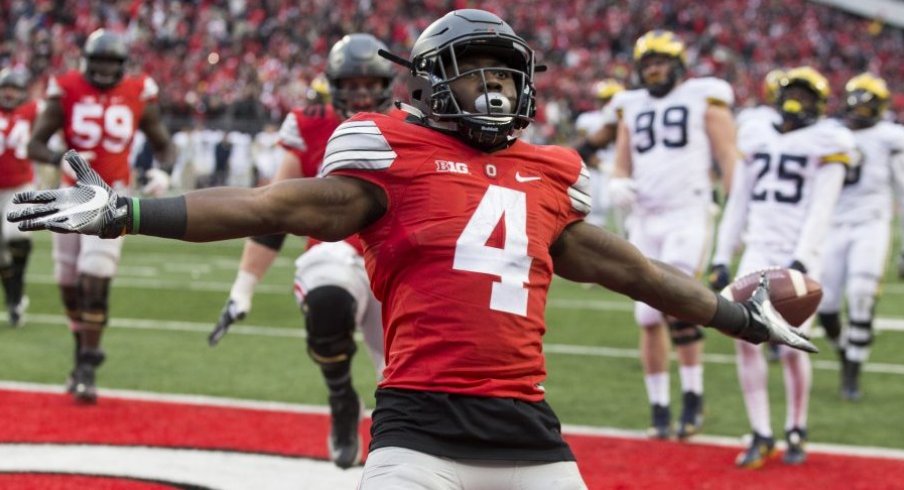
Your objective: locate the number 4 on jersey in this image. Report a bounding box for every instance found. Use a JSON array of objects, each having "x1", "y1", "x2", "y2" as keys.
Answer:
[{"x1": 453, "y1": 185, "x2": 532, "y2": 316}]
